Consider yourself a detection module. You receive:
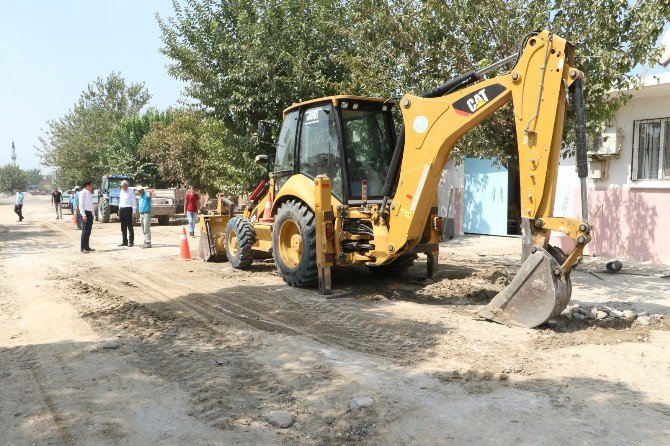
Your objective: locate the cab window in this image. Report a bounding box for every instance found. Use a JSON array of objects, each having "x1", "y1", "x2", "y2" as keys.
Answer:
[
  {"x1": 298, "y1": 104, "x2": 343, "y2": 199},
  {"x1": 342, "y1": 109, "x2": 394, "y2": 198},
  {"x1": 275, "y1": 111, "x2": 298, "y2": 173},
  {"x1": 274, "y1": 111, "x2": 298, "y2": 191}
]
